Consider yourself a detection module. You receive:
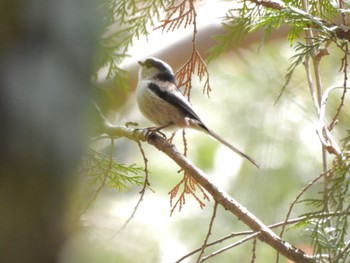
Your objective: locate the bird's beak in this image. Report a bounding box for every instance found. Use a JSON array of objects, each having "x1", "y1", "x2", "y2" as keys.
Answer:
[{"x1": 138, "y1": 61, "x2": 144, "y2": 66}]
